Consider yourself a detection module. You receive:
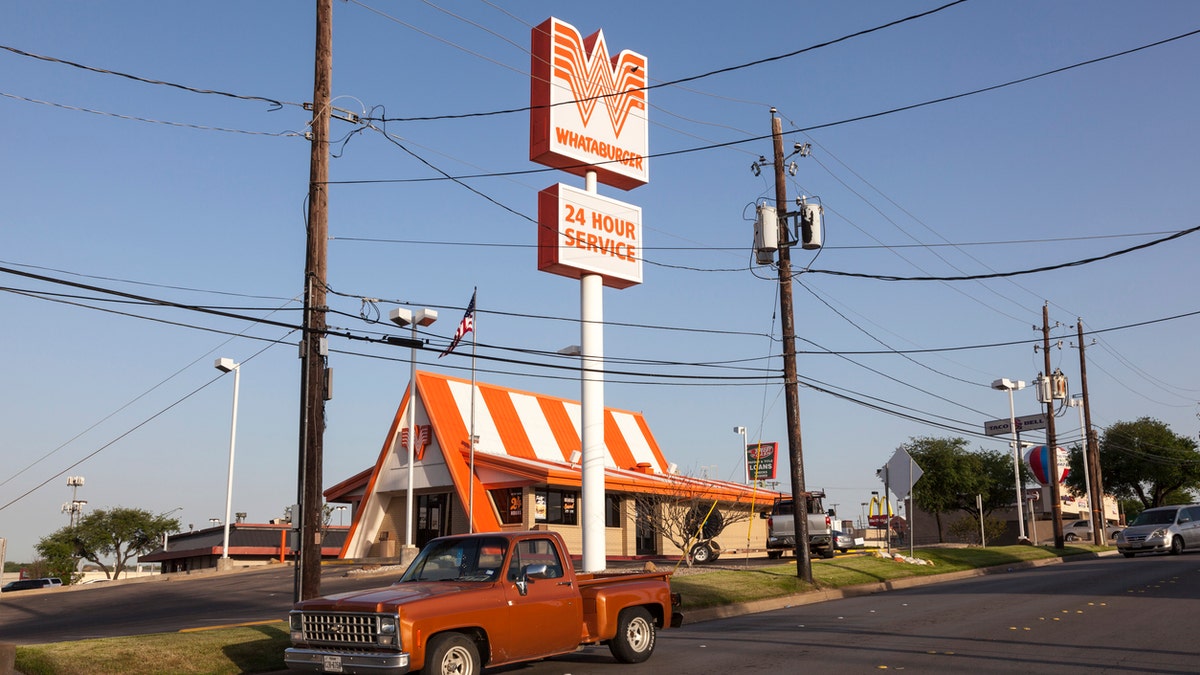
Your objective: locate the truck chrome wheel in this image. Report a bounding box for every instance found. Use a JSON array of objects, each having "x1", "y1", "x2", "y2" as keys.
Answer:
[
  {"x1": 428, "y1": 633, "x2": 480, "y2": 675},
  {"x1": 609, "y1": 607, "x2": 656, "y2": 663}
]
